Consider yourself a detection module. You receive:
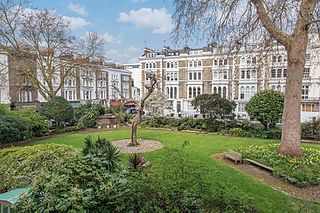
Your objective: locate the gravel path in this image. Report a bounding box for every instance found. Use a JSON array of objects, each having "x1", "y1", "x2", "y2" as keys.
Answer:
[{"x1": 111, "y1": 139, "x2": 163, "y2": 153}]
